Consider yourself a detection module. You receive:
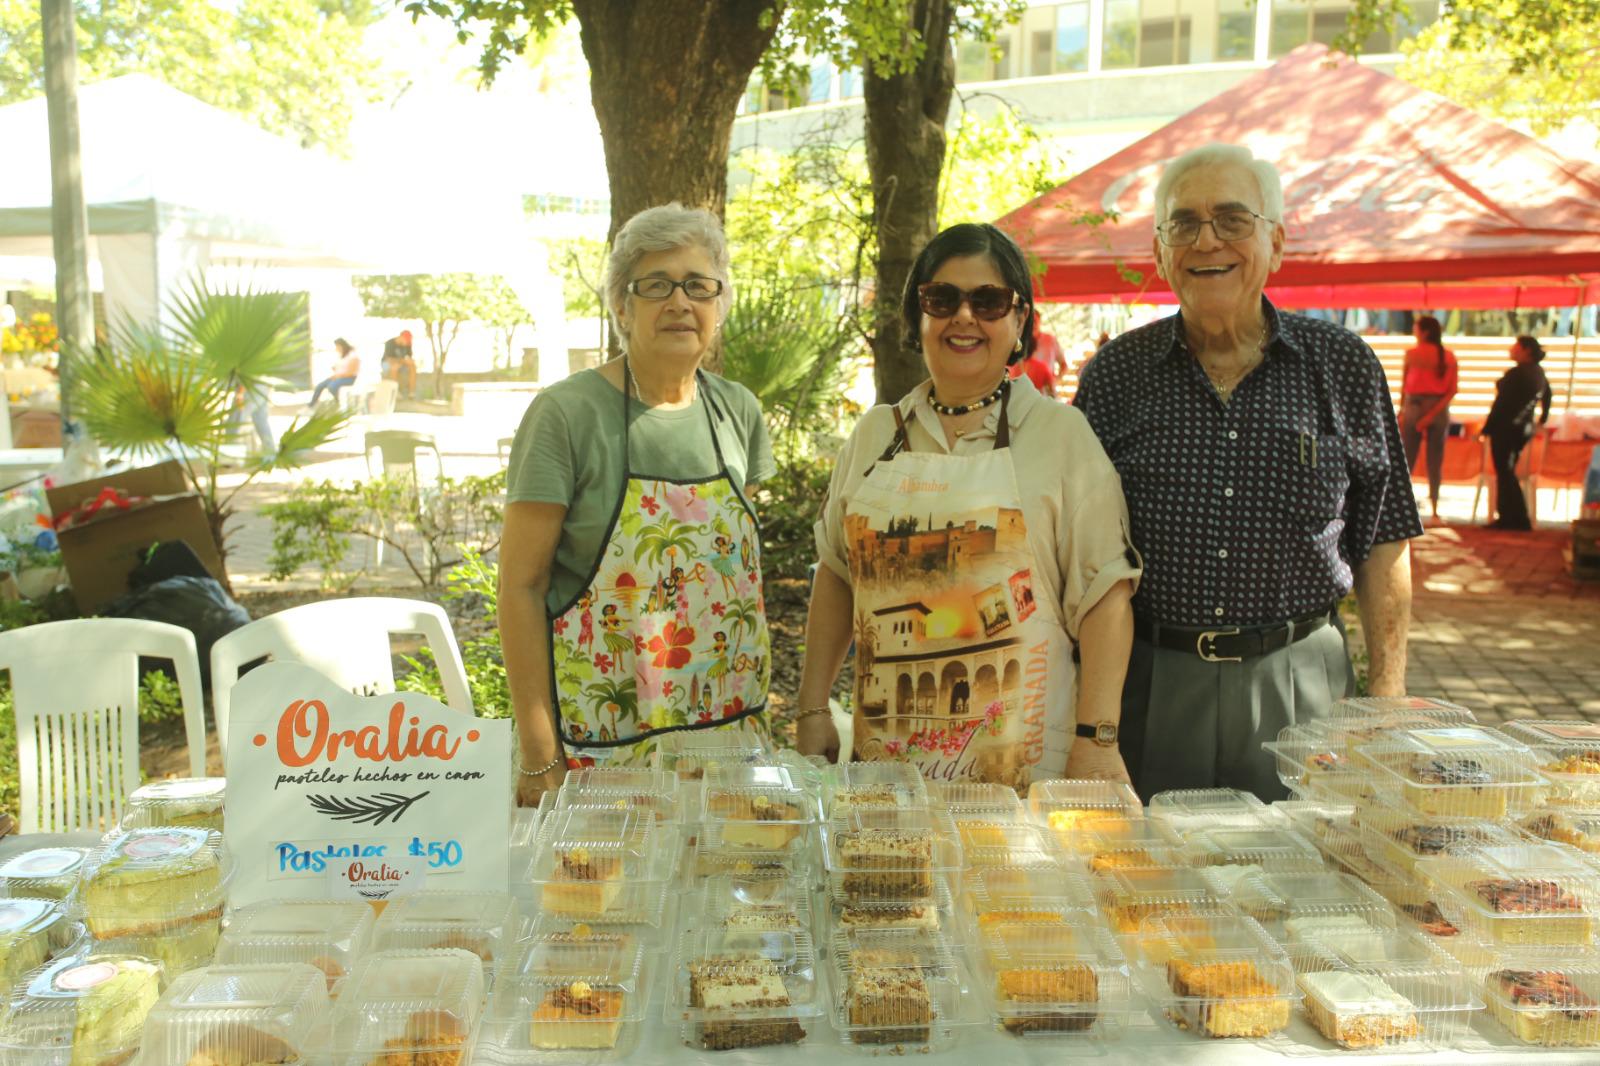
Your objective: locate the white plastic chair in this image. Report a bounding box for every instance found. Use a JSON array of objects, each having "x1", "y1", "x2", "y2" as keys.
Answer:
[
  {"x1": 209, "y1": 597, "x2": 474, "y2": 763},
  {"x1": 0, "y1": 619, "x2": 206, "y2": 833}
]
